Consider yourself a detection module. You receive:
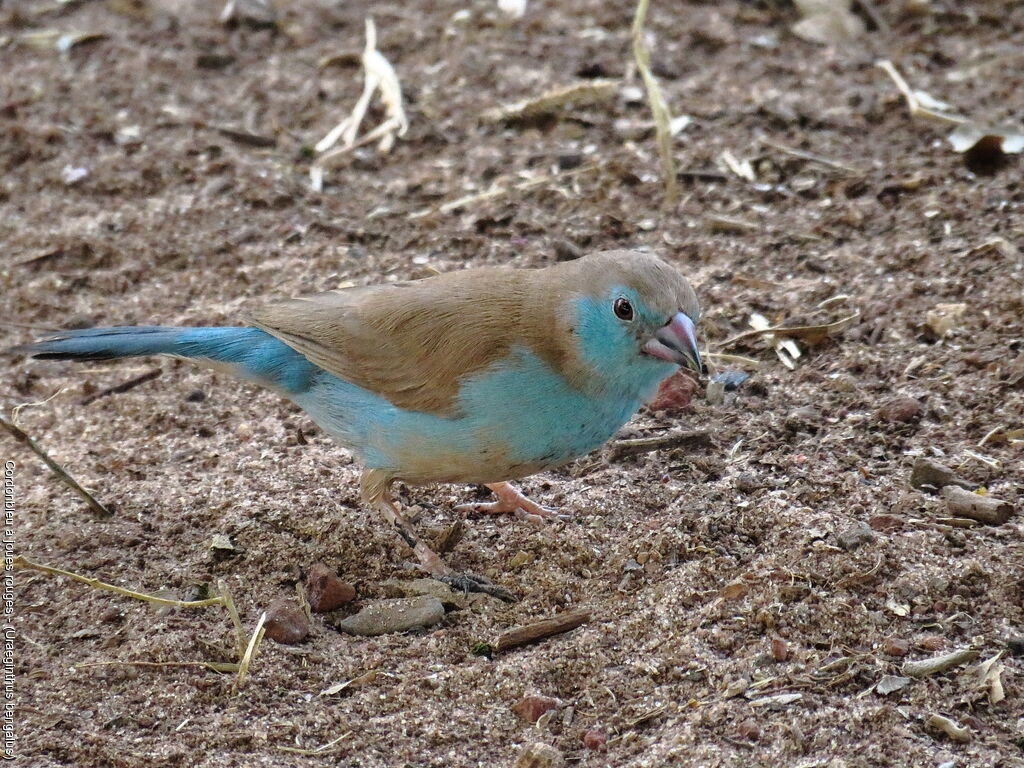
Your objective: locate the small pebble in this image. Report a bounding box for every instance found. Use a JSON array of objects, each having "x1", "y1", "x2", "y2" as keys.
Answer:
[
  {"x1": 736, "y1": 718, "x2": 761, "y2": 741},
  {"x1": 734, "y1": 473, "x2": 761, "y2": 494},
  {"x1": 513, "y1": 742, "x2": 562, "y2": 768},
  {"x1": 910, "y1": 457, "x2": 971, "y2": 492},
  {"x1": 306, "y1": 563, "x2": 356, "y2": 613},
  {"x1": 869, "y1": 514, "x2": 903, "y2": 531},
  {"x1": 513, "y1": 694, "x2": 560, "y2": 723},
  {"x1": 582, "y1": 729, "x2": 606, "y2": 750},
  {"x1": 877, "y1": 396, "x2": 922, "y2": 423},
  {"x1": 711, "y1": 370, "x2": 750, "y2": 391},
  {"x1": 771, "y1": 636, "x2": 791, "y2": 662},
  {"x1": 264, "y1": 599, "x2": 310, "y2": 645},
  {"x1": 882, "y1": 637, "x2": 910, "y2": 657},
  {"x1": 333, "y1": 596, "x2": 444, "y2": 636},
  {"x1": 837, "y1": 521, "x2": 875, "y2": 551}
]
